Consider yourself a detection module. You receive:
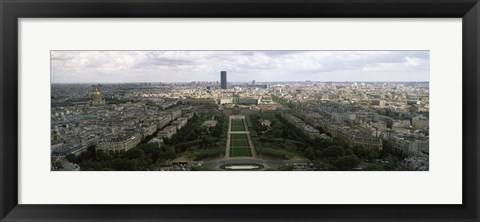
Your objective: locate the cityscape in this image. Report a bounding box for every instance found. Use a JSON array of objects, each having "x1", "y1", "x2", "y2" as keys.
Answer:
[{"x1": 51, "y1": 51, "x2": 429, "y2": 171}]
